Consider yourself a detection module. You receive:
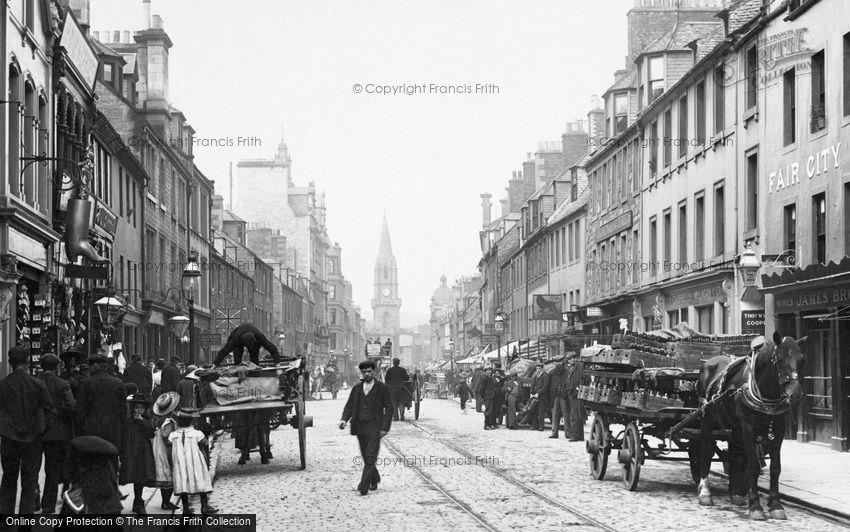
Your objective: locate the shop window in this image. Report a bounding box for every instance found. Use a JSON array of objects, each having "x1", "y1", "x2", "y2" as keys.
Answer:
[
  {"x1": 784, "y1": 204, "x2": 797, "y2": 257},
  {"x1": 811, "y1": 50, "x2": 826, "y2": 132},
  {"x1": 784, "y1": 68, "x2": 796, "y2": 145},
  {"x1": 813, "y1": 193, "x2": 826, "y2": 264}
]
